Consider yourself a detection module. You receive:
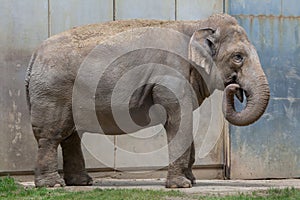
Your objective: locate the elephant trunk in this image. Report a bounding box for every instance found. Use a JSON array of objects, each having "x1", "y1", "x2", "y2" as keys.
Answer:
[{"x1": 222, "y1": 72, "x2": 270, "y2": 126}]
